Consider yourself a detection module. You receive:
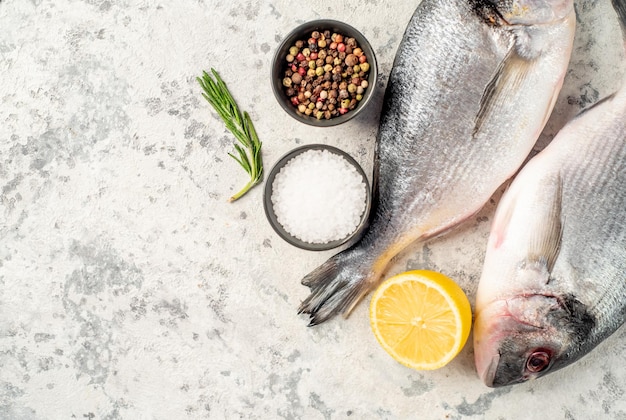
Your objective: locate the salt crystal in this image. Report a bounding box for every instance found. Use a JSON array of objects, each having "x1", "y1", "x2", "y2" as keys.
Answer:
[{"x1": 271, "y1": 149, "x2": 367, "y2": 244}]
